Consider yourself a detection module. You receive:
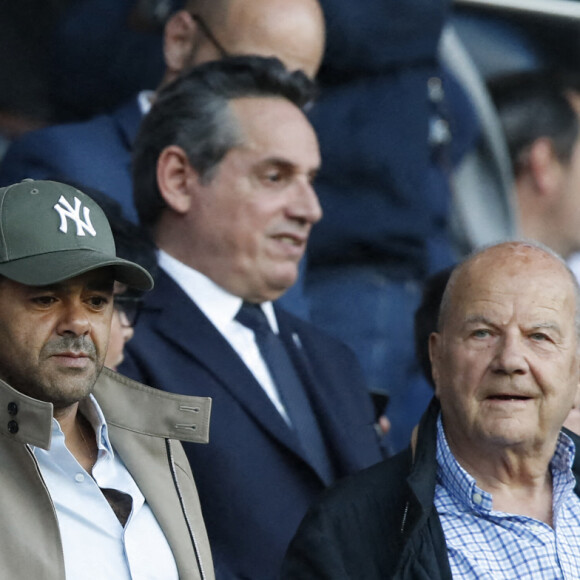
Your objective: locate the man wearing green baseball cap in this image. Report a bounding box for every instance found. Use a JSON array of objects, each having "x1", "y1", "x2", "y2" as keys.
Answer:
[{"x1": 0, "y1": 179, "x2": 214, "y2": 580}]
